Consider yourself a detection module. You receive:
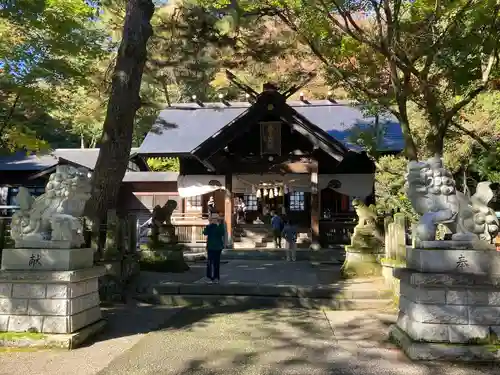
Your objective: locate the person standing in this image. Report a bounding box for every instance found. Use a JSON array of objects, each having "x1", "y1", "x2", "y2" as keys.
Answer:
[
  {"x1": 207, "y1": 196, "x2": 216, "y2": 216},
  {"x1": 282, "y1": 219, "x2": 297, "y2": 261},
  {"x1": 238, "y1": 198, "x2": 247, "y2": 224},
  {"x1": 203, "y1": 215, "x2": 225, "y2": 283},
  {"x1": 271, "y1": 211, "x2": 283, "y2": 248}
]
